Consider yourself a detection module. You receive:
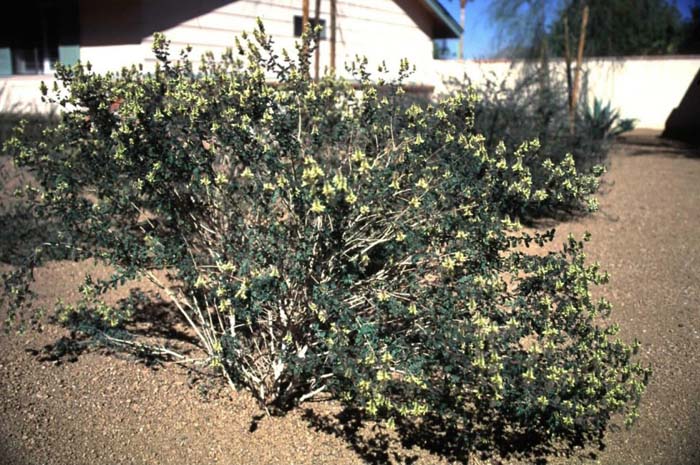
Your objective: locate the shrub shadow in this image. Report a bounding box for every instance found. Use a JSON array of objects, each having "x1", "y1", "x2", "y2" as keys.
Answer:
[
  {"x1": 27, "y1": 293, "x2": 199, "y2": 368},
  {"x1": 125, "y1": 298, "x2": 200, "y2": 347},
  {"x1": 301, "y1": 406, "x2": 587, "y2": 465}
]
